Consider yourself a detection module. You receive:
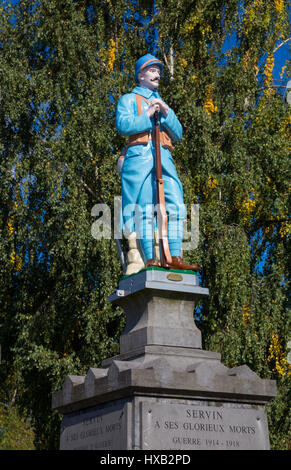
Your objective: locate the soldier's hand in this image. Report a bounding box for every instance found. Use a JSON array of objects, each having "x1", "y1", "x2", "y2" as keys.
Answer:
[
  {"x1": 146, "y1": 101, "x2": 160, "y2": 118},
  {"x1": 147, "y1": 99, "x2": 169, "y2": 118}
]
